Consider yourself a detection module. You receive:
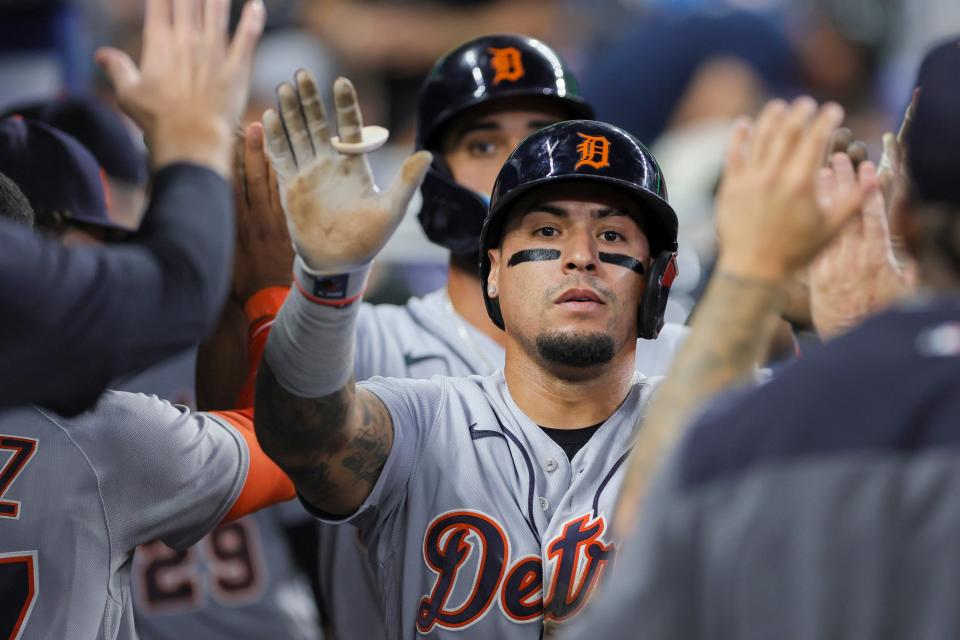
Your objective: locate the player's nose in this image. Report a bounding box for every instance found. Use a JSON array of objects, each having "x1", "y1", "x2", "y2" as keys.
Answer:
[{"x1": 561, "y1": 228, "x2": 599, "y2": 274}]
